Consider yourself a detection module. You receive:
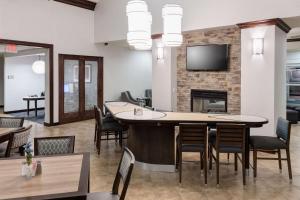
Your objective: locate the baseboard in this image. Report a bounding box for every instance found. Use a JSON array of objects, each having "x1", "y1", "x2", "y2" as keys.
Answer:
[
  {"x1": 44, "y1": 122, "x2": 60, "y2": 127},
  {"x1": 4, "y1": 107, "x2": 45, "y2": 114}
]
